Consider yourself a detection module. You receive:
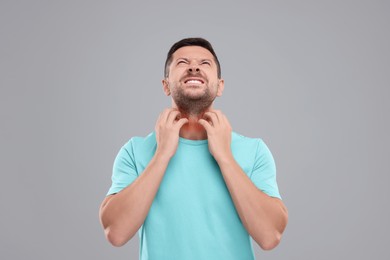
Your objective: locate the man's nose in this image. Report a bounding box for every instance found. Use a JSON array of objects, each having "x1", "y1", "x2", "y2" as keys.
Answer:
[{"x1": 188, "y1": 66, "x2": 200, "y2": 73}]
